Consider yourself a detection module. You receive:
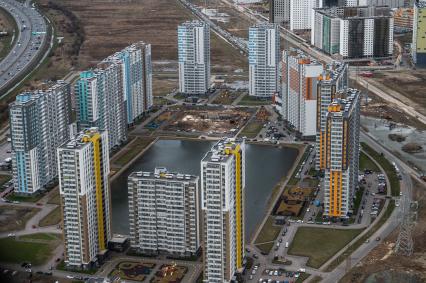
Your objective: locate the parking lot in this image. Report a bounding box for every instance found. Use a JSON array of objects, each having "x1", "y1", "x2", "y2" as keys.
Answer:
[{"x1": 246, "y1": 262, "x2": 307, "y2": 283}]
